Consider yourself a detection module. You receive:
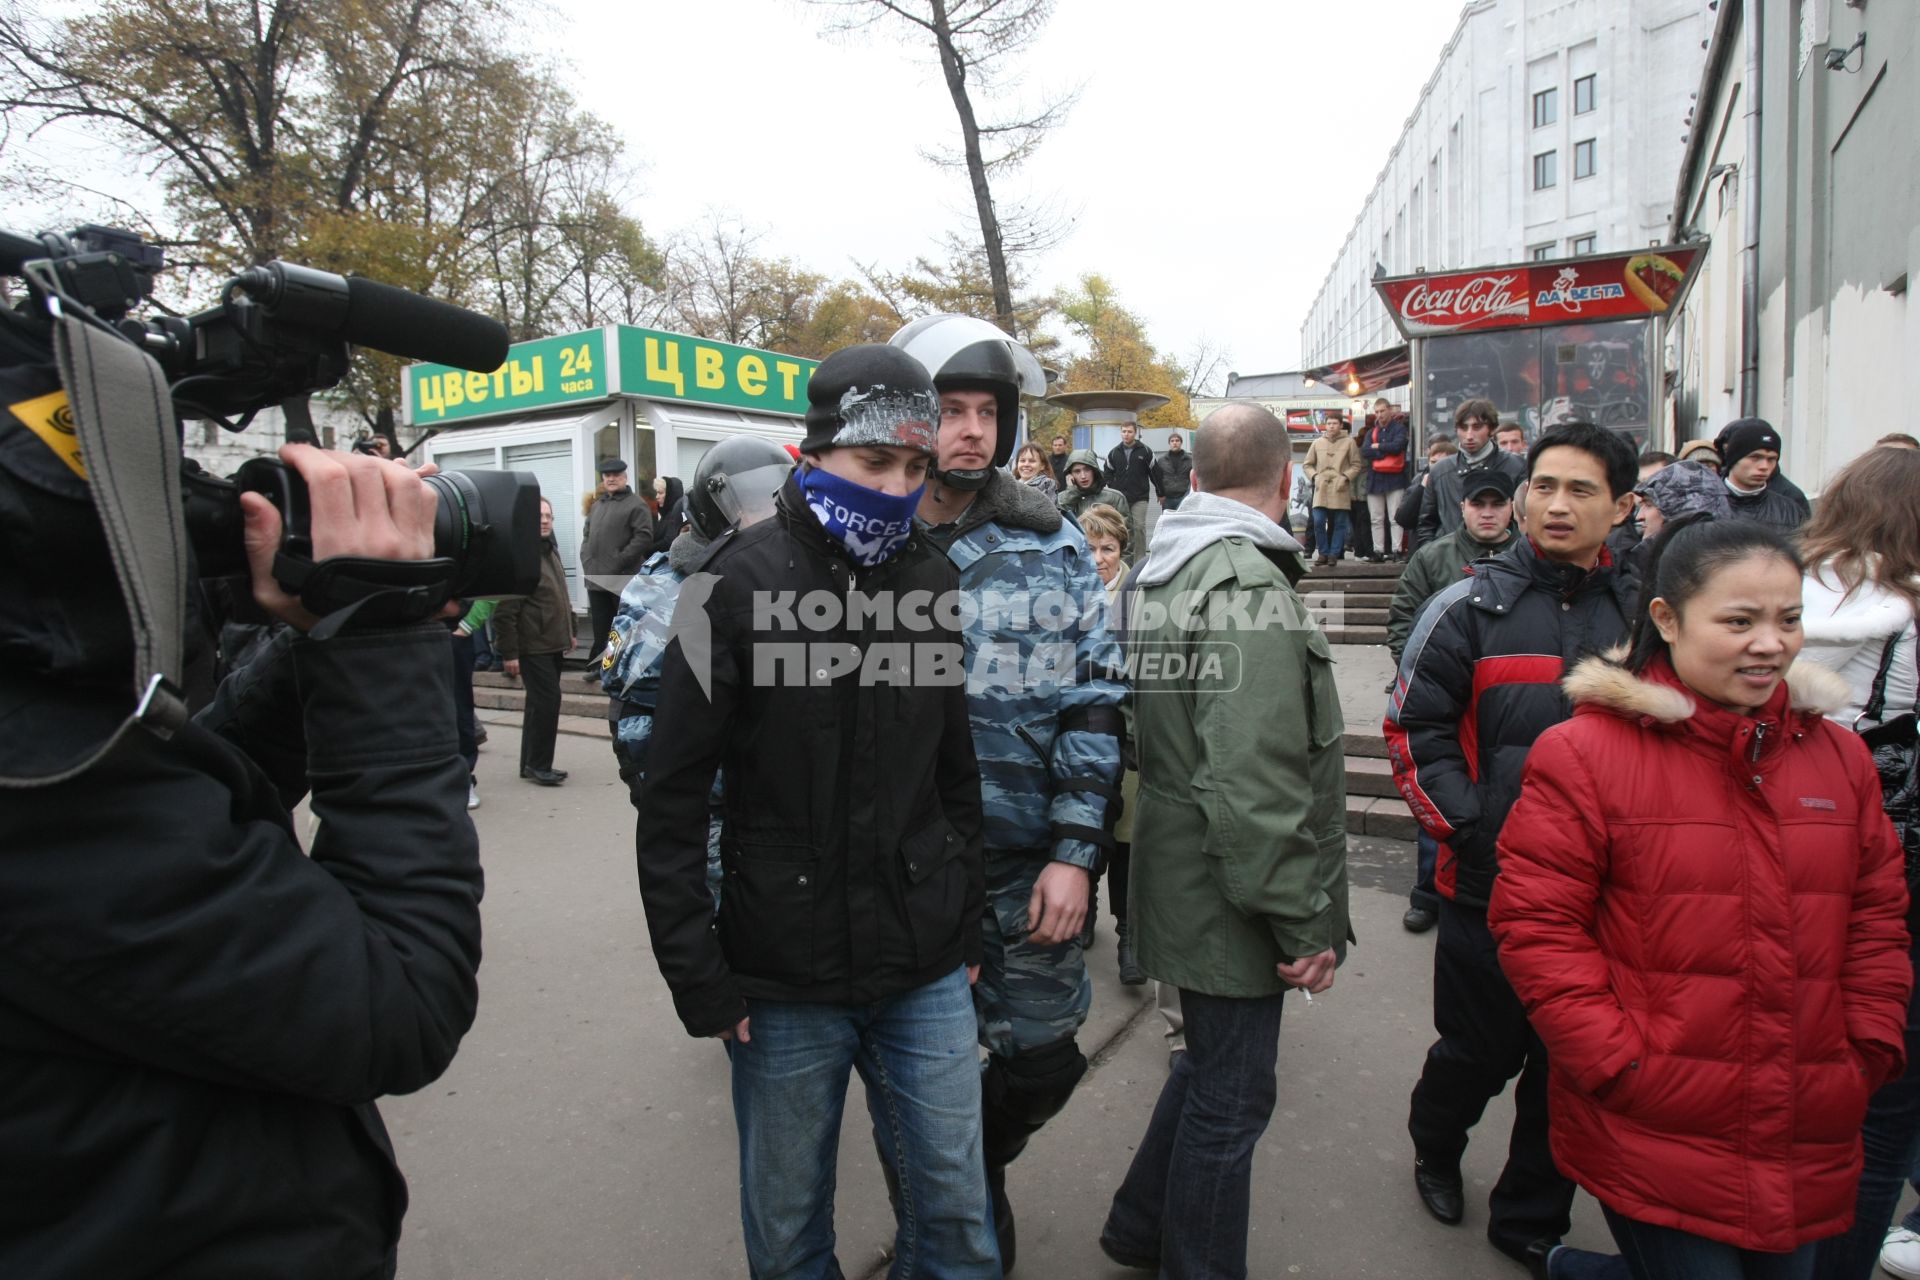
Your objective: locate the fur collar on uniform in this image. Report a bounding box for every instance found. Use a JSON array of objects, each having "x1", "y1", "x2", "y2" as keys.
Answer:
[
  {"x1": 1562, "y1": 645, "x2": 1854, "y2": 723},
  {"x1": 931, "y1": 466, "x2": 1064, "y2": 539},
  {"x1": 667, "y1": 526, "x2": 711, "y2": 576}
]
